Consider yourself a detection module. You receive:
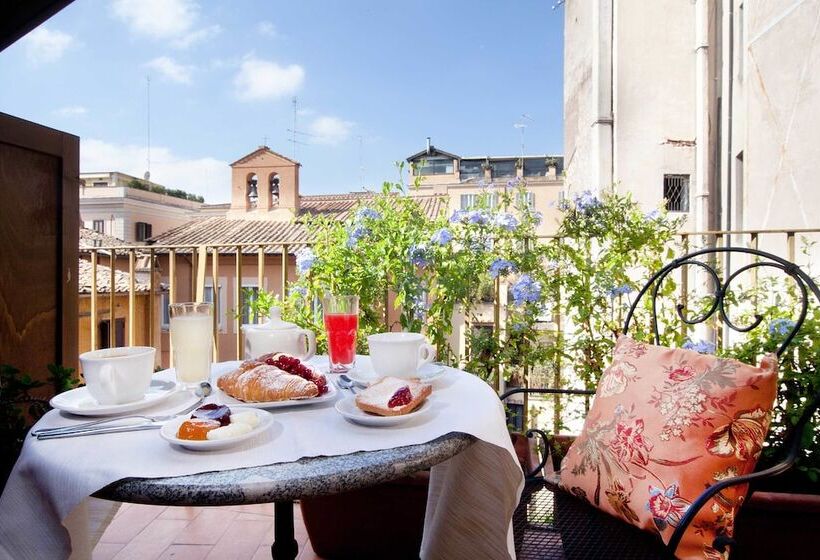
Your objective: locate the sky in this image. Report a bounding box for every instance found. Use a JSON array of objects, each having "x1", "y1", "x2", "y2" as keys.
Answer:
[{"x1": 0, "y1": 0, "x2": 565, "y2": 203}]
